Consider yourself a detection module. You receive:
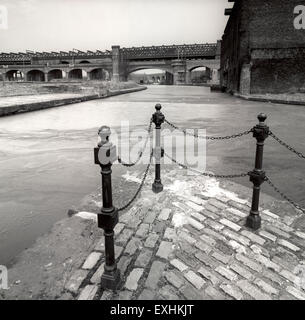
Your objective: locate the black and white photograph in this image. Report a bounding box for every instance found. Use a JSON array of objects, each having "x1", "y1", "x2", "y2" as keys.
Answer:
[{"x1": 0, "y1": 0, "x2": 305, "y2": 306}]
